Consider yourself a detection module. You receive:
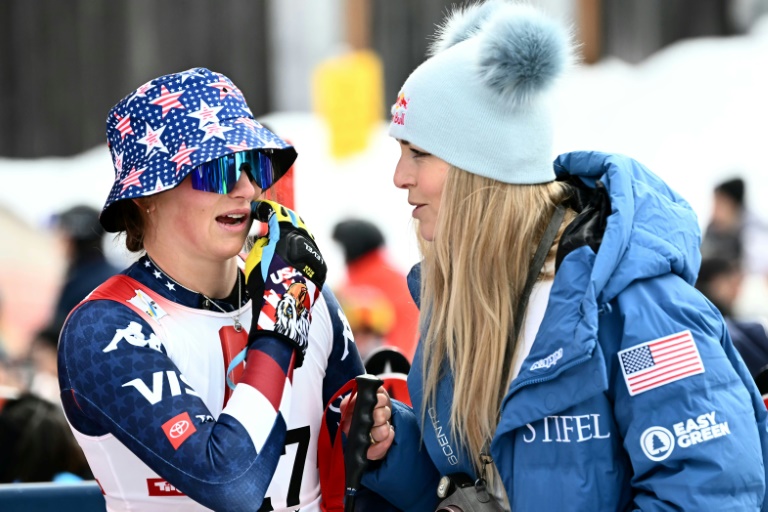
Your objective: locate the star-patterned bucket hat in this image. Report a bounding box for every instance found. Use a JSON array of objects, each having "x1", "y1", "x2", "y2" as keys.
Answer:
[{"x1": 101, "y1": 67, "x2": 297, "y2": 232}]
